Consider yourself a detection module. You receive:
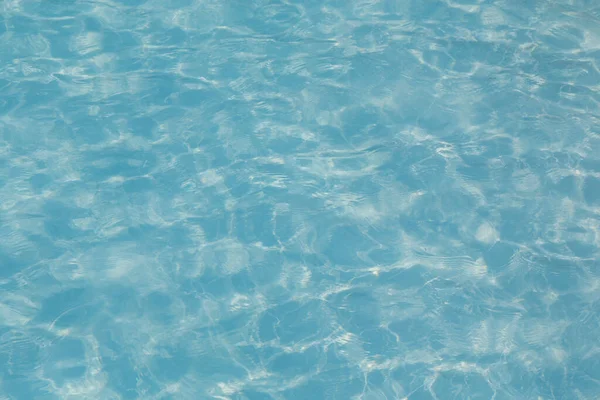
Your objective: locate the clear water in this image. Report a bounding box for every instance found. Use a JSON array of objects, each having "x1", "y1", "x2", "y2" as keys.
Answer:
[{"x1": 1, "y1": 0, "x2": 599, "y2": 399}]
